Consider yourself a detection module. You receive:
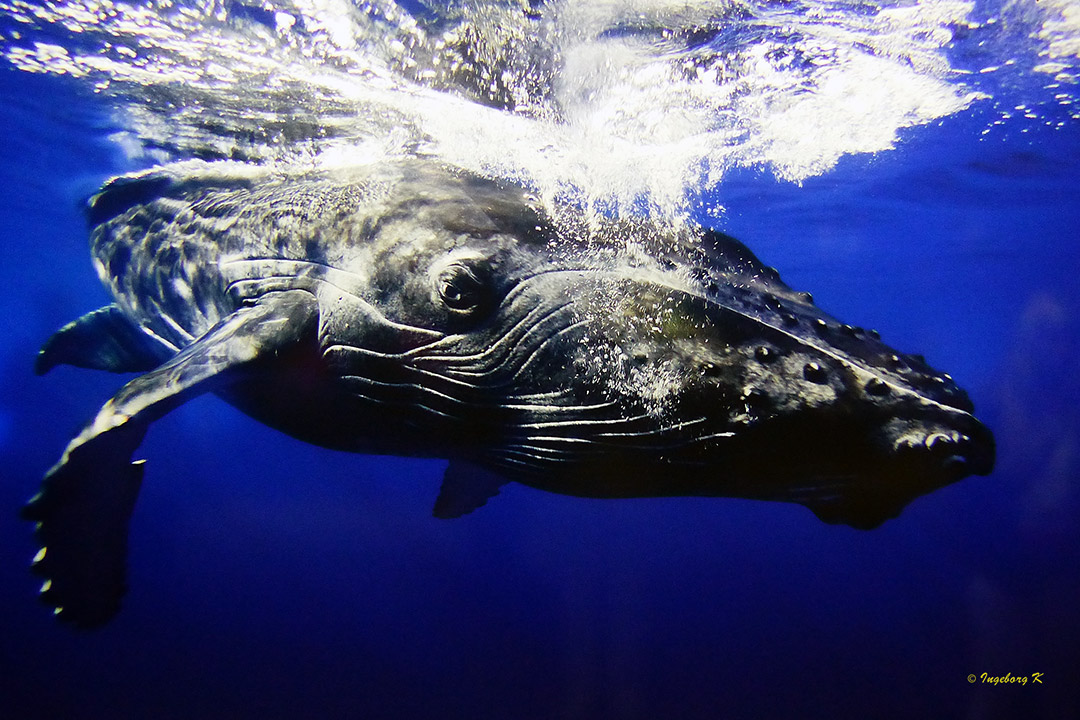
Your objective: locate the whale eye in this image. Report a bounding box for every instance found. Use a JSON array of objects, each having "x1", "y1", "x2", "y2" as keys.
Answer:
[{"x1": 435, "y1": 261, "x2": 488, "y2": 313}]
